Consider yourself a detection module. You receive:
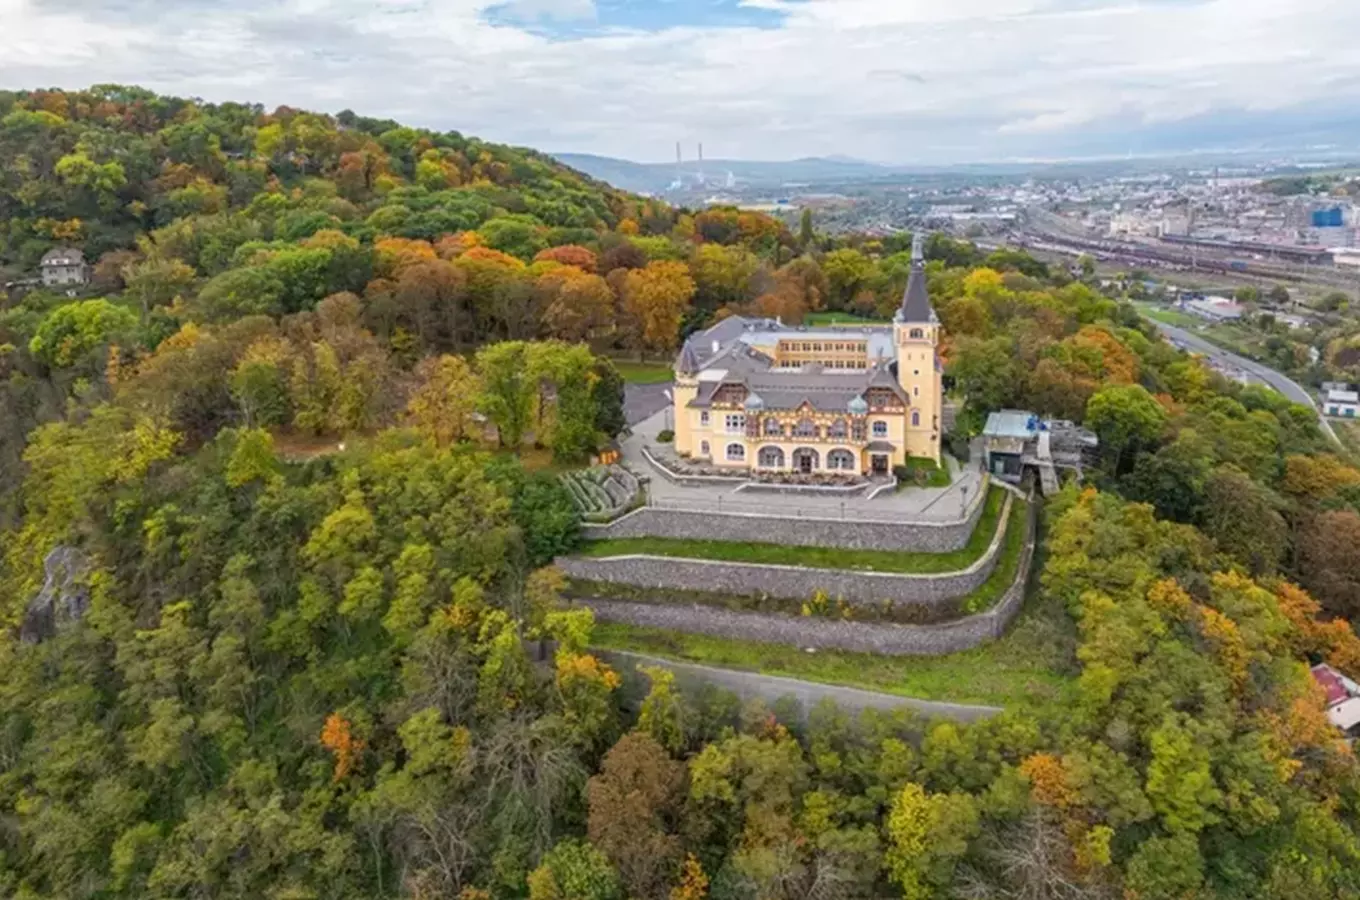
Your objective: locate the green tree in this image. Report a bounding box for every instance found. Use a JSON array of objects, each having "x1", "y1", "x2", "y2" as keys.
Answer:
[
  {"x1": 948, "y1": 335, "x2": 1019, "y2": 417},
  {"x1": 885, "y1": 782, "x2": 980, "y2": 900},
  {"x1": 28, "y1": 298, "x2": 138, "y2": 369},
  {"x1": 122, "y1": 254, "x2": 196, "y2": 322},
  {"x1": 476, "y1": 341, "x2": 537, "y2": 449},
  {"x1": 638, "y1": 666, "x2": 686, "y2": 755},
  {"x1": 1200, "y1": 465, "x2": 1287, "y2": 575},
  {"x1": 528, "y1": 840, "x2": 623, "y2": 900},
  {"x1": 1085, "y1": 384, "x2": 1167, "y2": 474},
  {"x1": 406, "y1": 354, "x2": 481, "y2": 446},
  {"x1": 821, "y1": 248, "x2": 874, "y2": 310}
]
